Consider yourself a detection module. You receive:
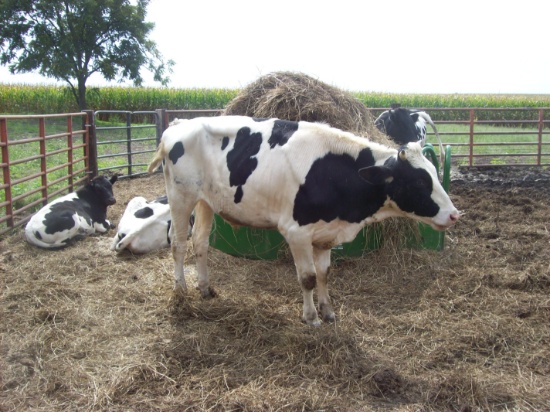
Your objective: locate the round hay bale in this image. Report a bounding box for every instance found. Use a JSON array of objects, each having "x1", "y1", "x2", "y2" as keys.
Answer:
[{"x1": 223, "y1": 71, "x2": 394, "y2": 146}]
